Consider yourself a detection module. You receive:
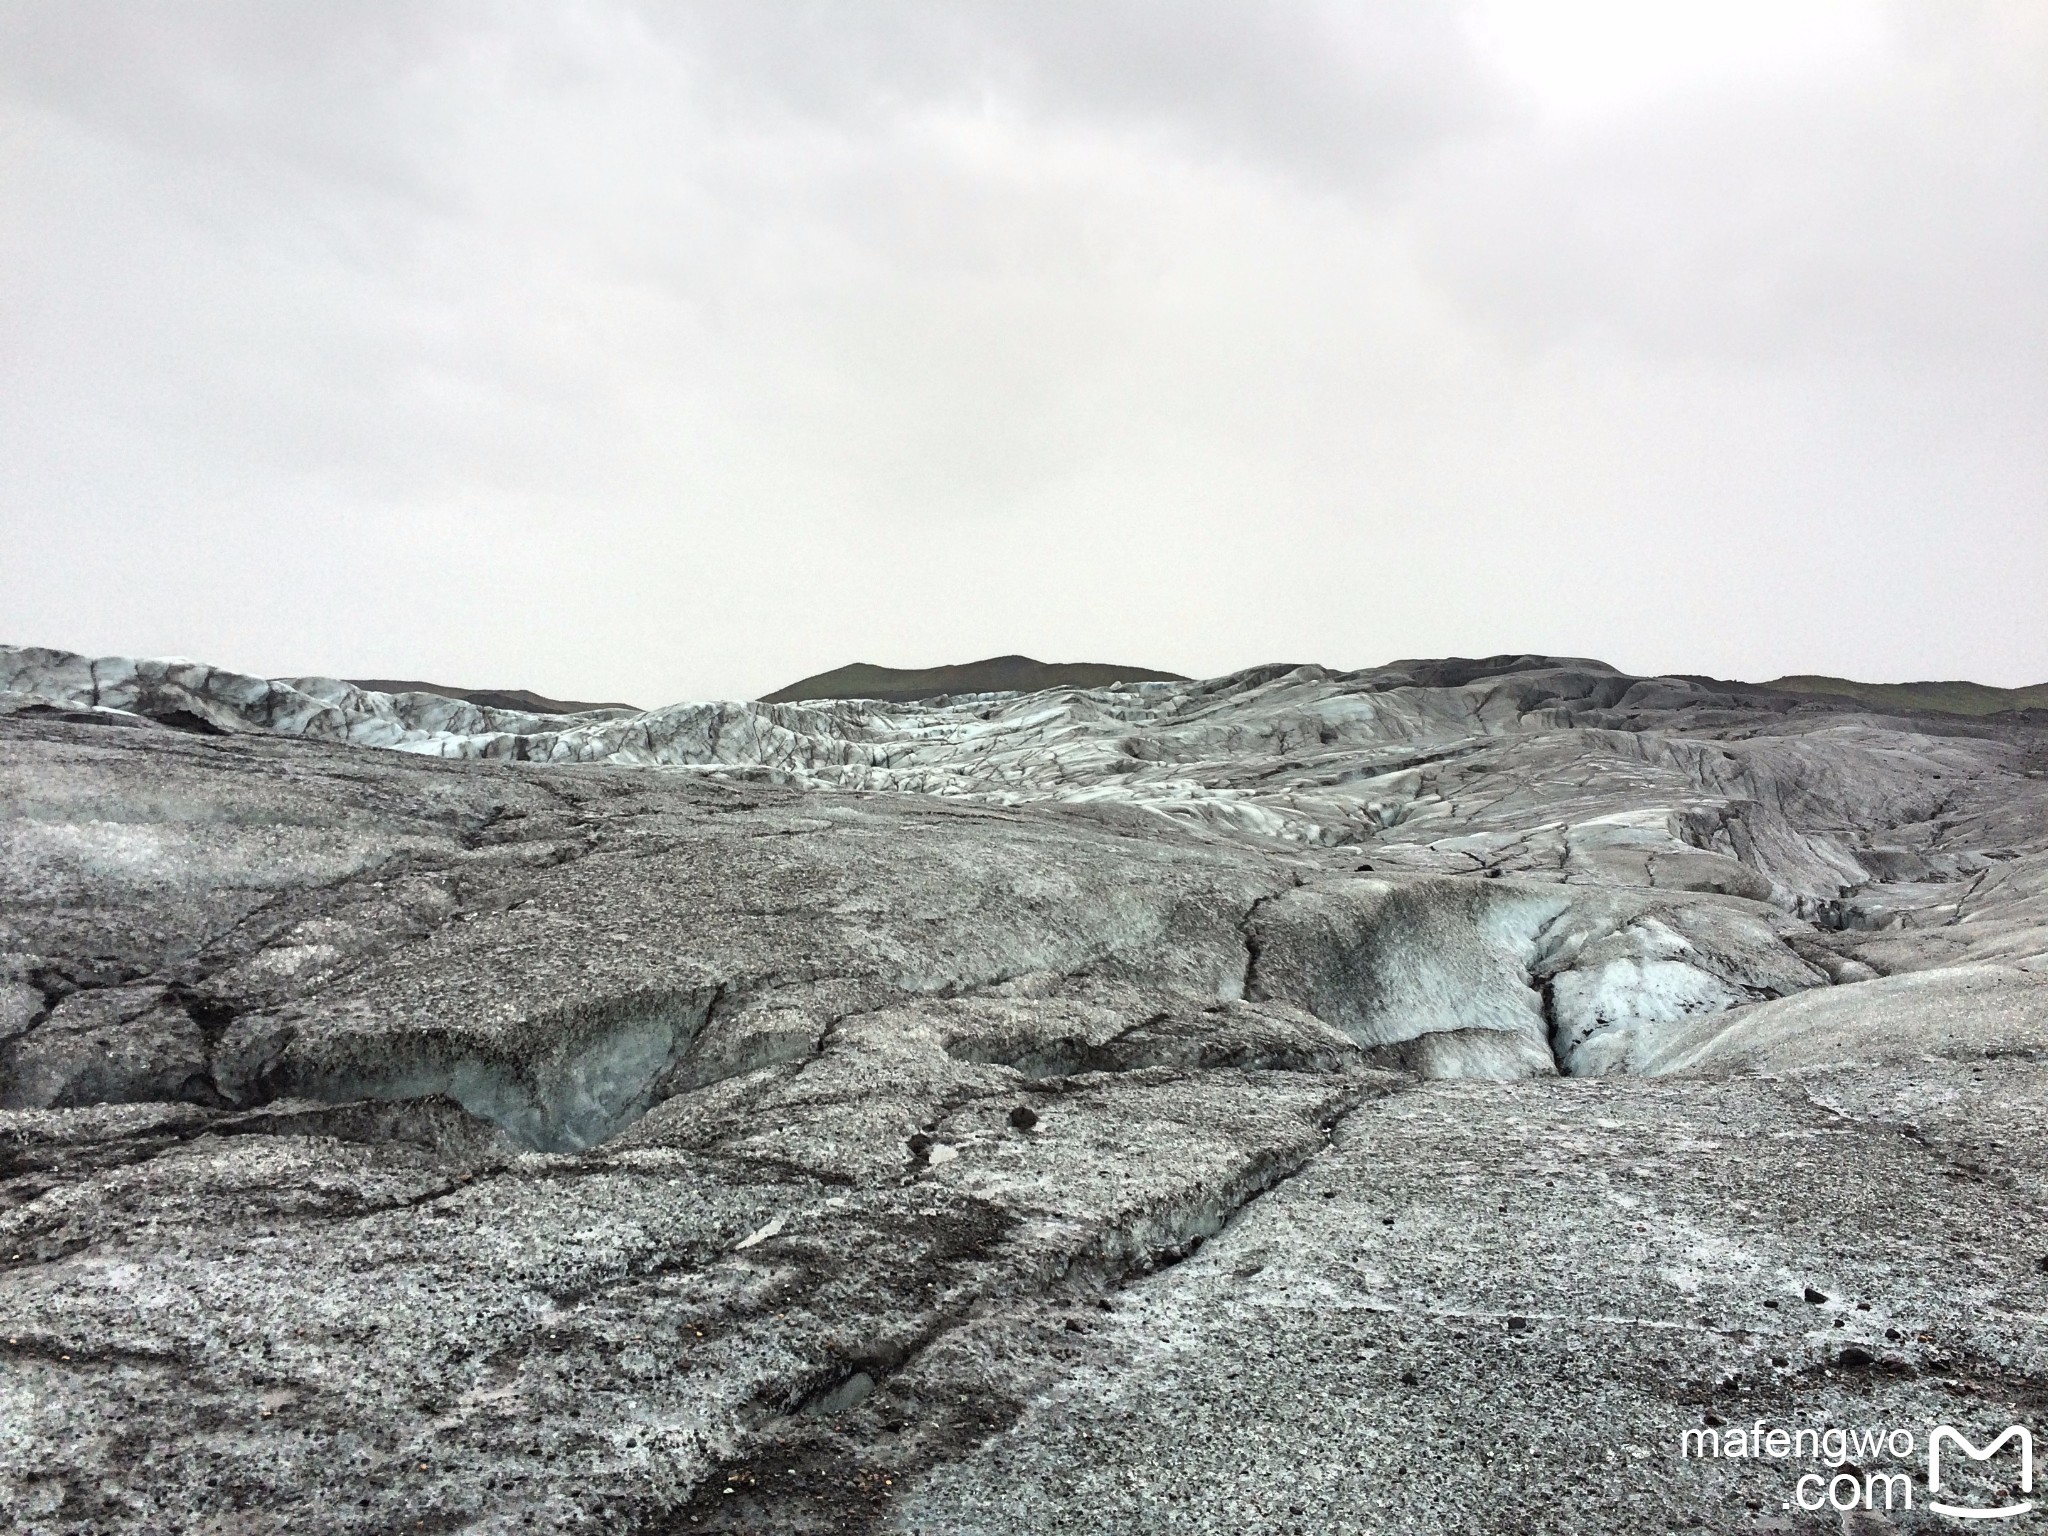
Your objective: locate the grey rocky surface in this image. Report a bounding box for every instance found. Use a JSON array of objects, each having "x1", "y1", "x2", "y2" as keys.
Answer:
[{"x1": 1, "y1": 647, "x2": 2045, "y2": 1532}]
